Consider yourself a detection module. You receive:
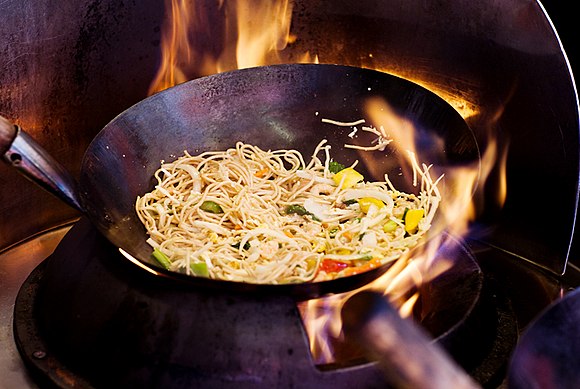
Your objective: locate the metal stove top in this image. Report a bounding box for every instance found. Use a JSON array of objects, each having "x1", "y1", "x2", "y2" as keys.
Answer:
[{"x1": 0, "y1": 225, "x2": 72, "y2": 388}]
